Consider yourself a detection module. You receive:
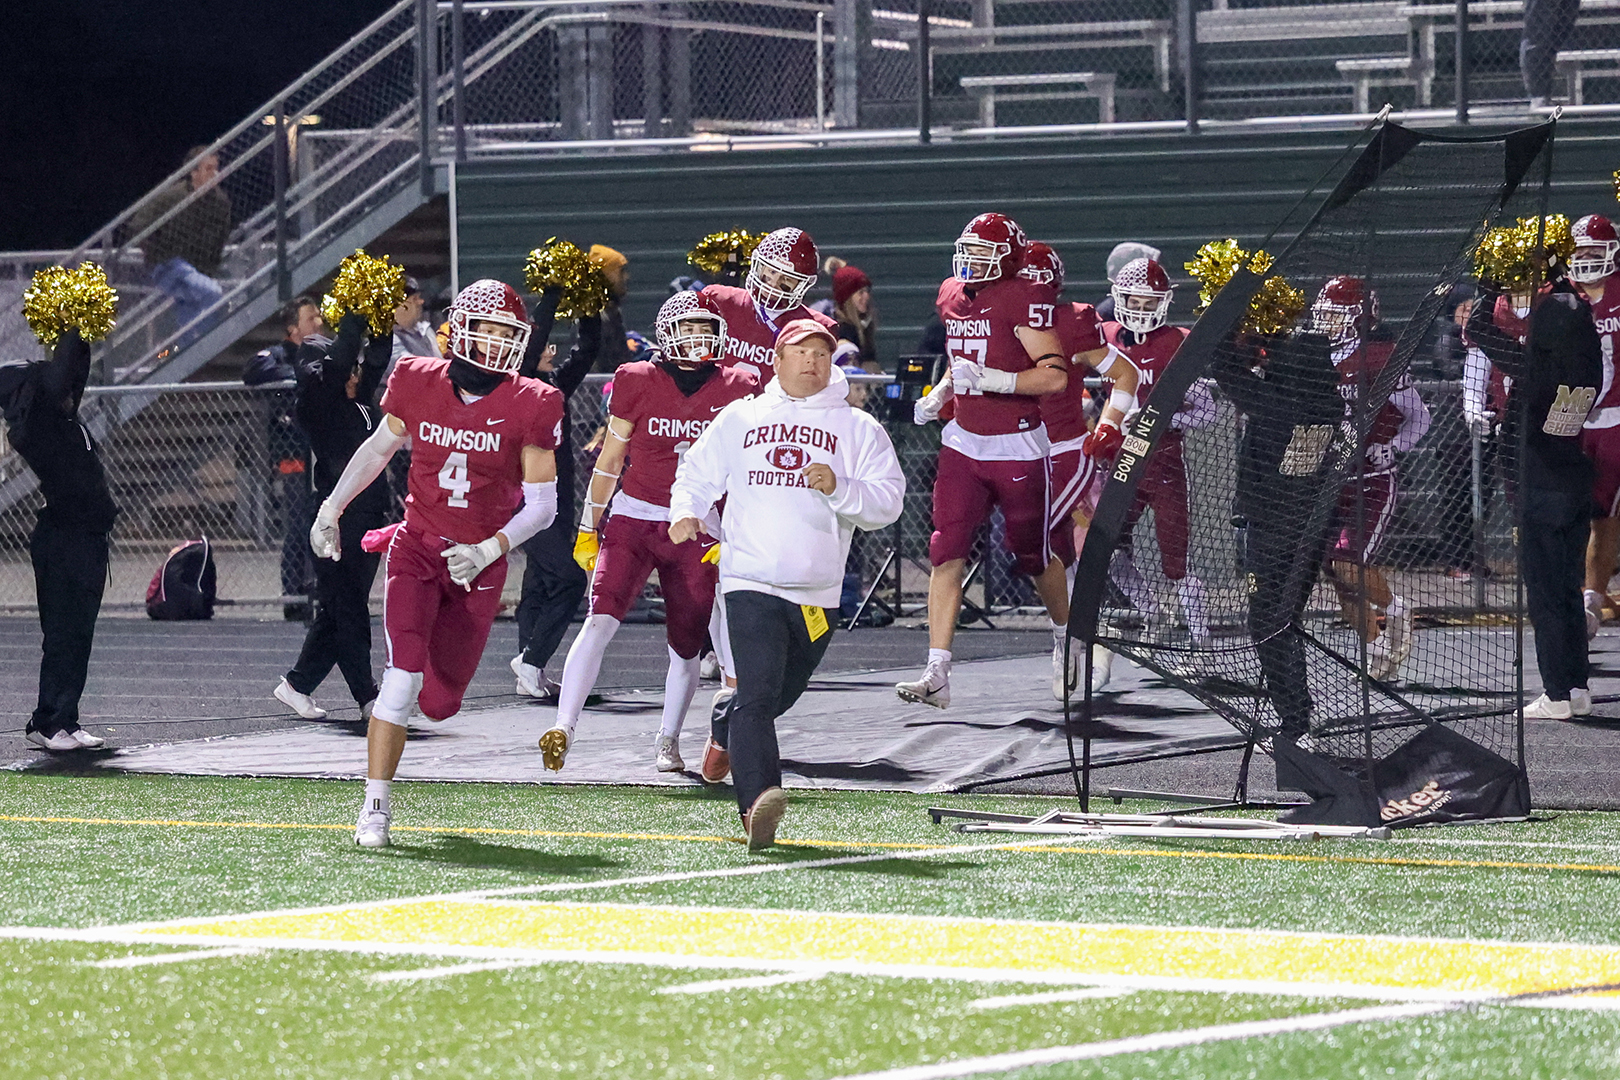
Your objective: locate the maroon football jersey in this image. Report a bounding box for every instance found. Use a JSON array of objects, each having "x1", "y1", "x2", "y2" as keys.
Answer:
[
  {"x1": 1332, "y1": 337, "x2": 1404, "y2": 448},
  {"x1": 610, "y1": 361, "x2": 759, "y2": 506},
  {"x1": 380, "y1": 357, "x2": 564, "y2": 544},
  {"x1": 1587, "y1": 277, "x2": 1620, "y2": 414},
  {"x1": 699, "y1": 284, "x2": 836, "y2": 381},
  {"x1": 1040, "y1": 302, "x2": 1108, "y2": 444},
  {"x1": 937, "y1": 276, "x2": 1060, "y2": 437}
]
